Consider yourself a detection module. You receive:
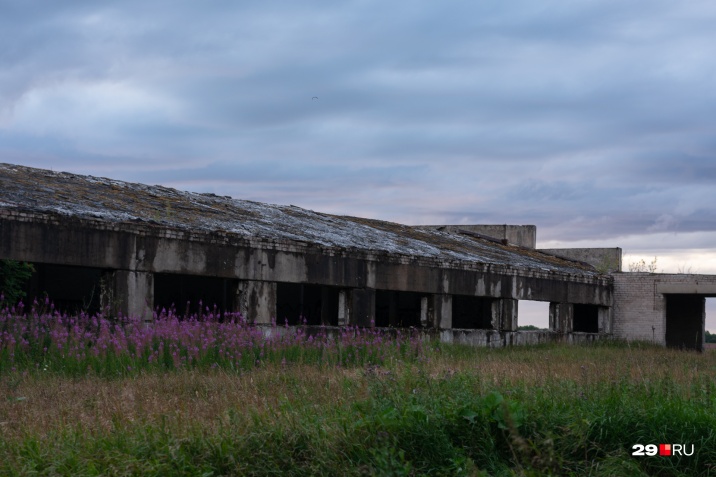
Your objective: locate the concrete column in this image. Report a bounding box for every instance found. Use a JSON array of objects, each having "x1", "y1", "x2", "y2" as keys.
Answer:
[
  {"x1": 598, "y1": 306, "x2": 612, "y2": 334},
  {"x1": 349, "y1": 288, "x2": 375, "y2": 327},
  {"x1": 549, "y1": 302, "x2": 573, "y2": 333},
  {"x1": 101, "y1": 270, "x2": 153, "y2": 322},
  {"x1": 237, "y1": 280, "x2": 276, "y2": 324},
  {"x1": 420, "y1": 296, "x2": 429, "y2": 327},
  {"x1": 338, "y1": 290, "x2": 349, "y2": 326},
  {"x1": 497, "y1": 298, "x2": 518, "y2": 331},
  {"x1": 430, "y1": 294, "x2": 452, "y2": 329}
]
